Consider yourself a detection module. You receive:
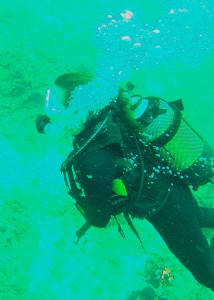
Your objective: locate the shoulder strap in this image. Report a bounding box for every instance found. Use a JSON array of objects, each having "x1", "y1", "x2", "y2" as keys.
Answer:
[{"x1": 61, "y1": 111, "x2": 112, "y2": 173}]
